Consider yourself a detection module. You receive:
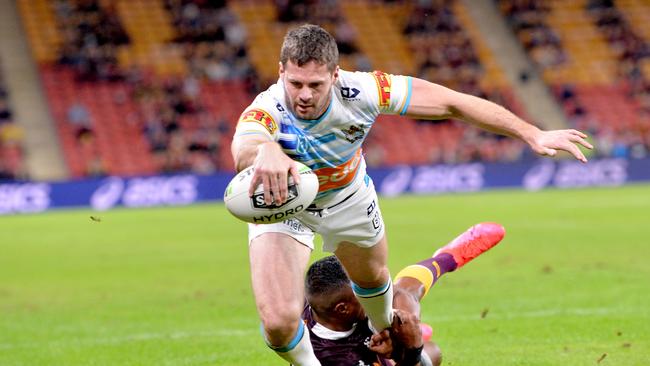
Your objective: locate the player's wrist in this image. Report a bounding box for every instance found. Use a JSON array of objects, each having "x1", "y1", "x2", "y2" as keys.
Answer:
[
  {"x1": 396, "y1": 344, "x2": 424, "y2": 366},
  {"x1": 256, "y1": 140, "x2": 280, "y2": 153},
  {"x1": 519, "y1": 124, "x2": 542, "y2": 146}
]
